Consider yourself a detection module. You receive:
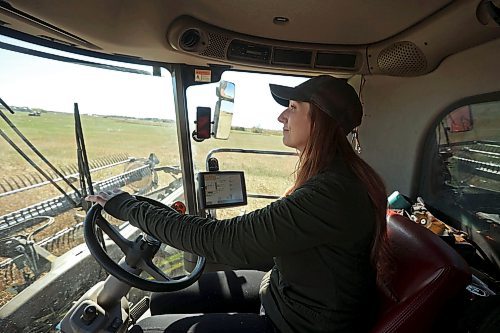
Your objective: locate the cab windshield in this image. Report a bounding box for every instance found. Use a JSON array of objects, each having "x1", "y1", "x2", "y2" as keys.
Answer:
[
  {"x1": 0, "y1": 35, "x2": 308, "y2": 331},
  {"x1": 0, "y1": 36, "x2": 181, "y2": 329}
]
